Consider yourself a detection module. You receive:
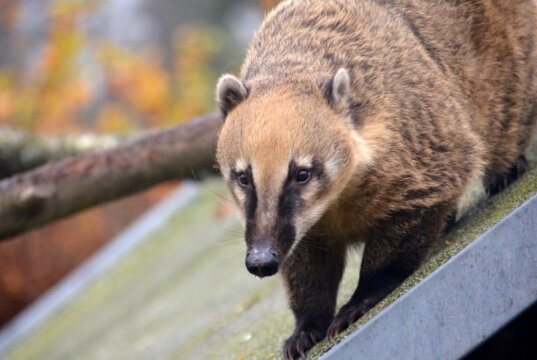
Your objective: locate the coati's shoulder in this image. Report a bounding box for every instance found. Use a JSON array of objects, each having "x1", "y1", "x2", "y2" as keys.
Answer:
[
  {"x1": 215, "y1": 2, "x2": 537, "y2": 356},
  {"x1": 240, "y1": 0, "x2": 397, "y2": 82},
  {"x1": 240, "y1": 0, "x2": 537, "y2": 175}
]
